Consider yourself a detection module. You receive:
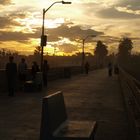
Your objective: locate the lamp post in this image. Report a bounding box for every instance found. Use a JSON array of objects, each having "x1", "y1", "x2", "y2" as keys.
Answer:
[
  {"x1": 81, "y1": 35, "x2": 96, "y2": 73},
  {"x1": 40, "y1": 1, "x2": 71, "y2": 71}
]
